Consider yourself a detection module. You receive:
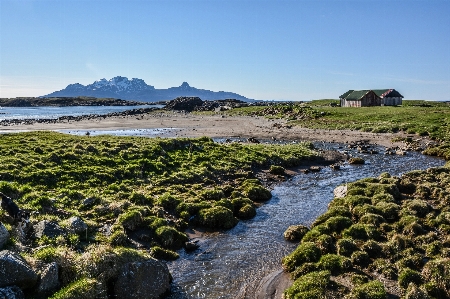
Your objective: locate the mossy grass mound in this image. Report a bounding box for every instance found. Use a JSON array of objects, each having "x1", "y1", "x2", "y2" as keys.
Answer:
[
  {"x1": 0, "y1": 131, "x2": 317, "y2": 298},
  {"x1": 282, "y1": 168, "x2": 450, "y2": 298}
]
